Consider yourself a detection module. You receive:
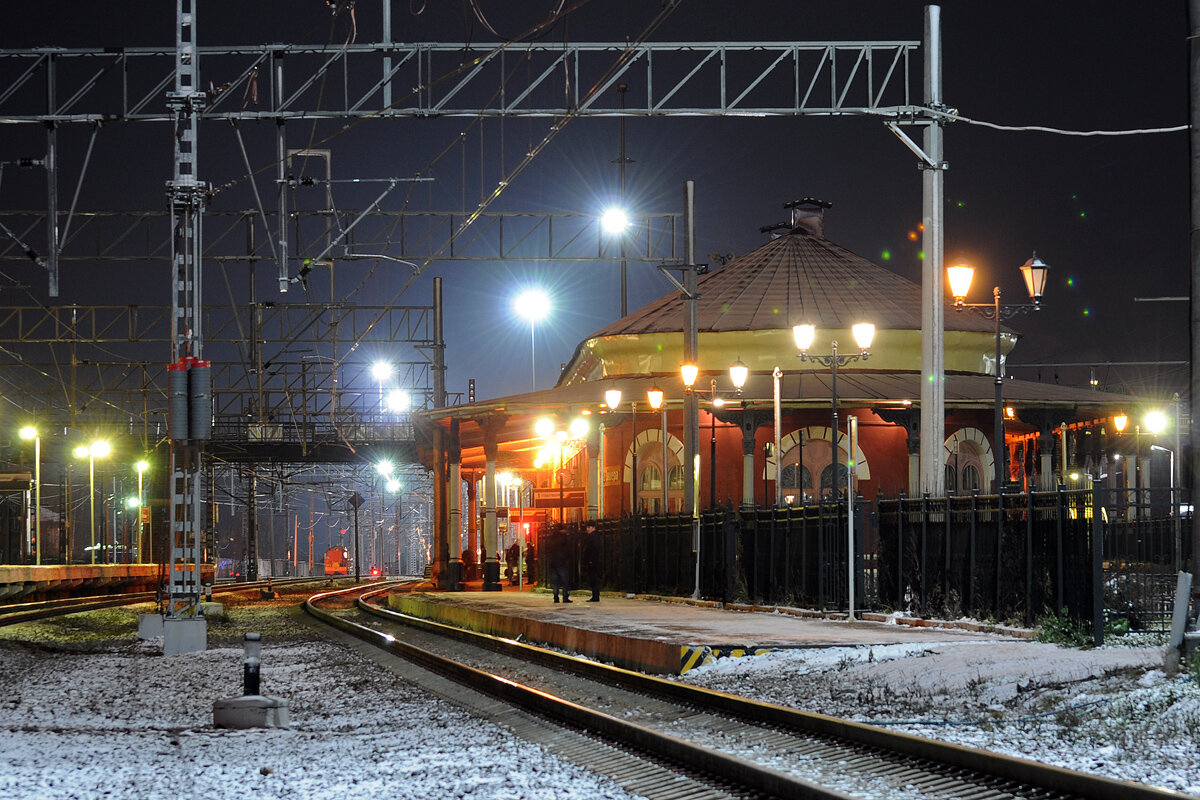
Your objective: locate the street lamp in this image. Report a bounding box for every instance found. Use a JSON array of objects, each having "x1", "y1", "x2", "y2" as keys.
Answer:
[
  {"x1": 371, "y1": 360, "x2": 393, "y2": 402},
  {"x1": 513, "y1": 289, "x2": 551, "y2": 393},
  {"x1": 793, "y1": 322, "x2": 875, "y2": 498},
  {"x1": 19, "y1": 426, "x2": 40, "y2": 565},
  {"x1": 497, "y1": 471, "x2": 530, "y2": 590},
  {"x1": 647, "y1": 385, "x2": 668, "y2": 512},
  {"x1": 535, "y1": 416, "x2": 588, "y2": 522},
  {"x1": 680, "y1": 360, "x2": 753, "y2": 510},
  {"x1": 385, "y1": 389, "x2": 410, "y2": 413},
  {"x1": 135, "y1": 459, "x2": 149, "y2": 562},
  {"x1": 600, "y1": 205, "x2": 631, "y2": 317},
  {"x1": 74, "y1": 440, "x2": 111, "y2": 564},
  {"x1": 947, "y1": 252, "x2": 1050, "y2": 492}
]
